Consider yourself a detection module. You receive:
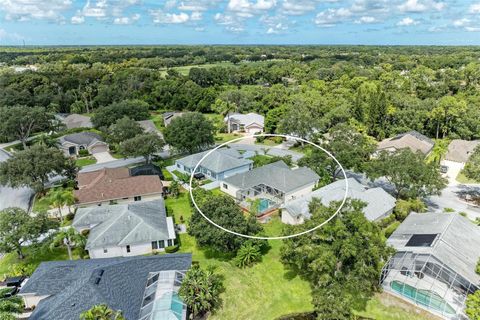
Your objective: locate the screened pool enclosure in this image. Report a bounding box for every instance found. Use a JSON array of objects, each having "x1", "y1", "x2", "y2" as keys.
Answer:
[{"x1": 380, "y1": 251, "x2": 478, "y2": 319}]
